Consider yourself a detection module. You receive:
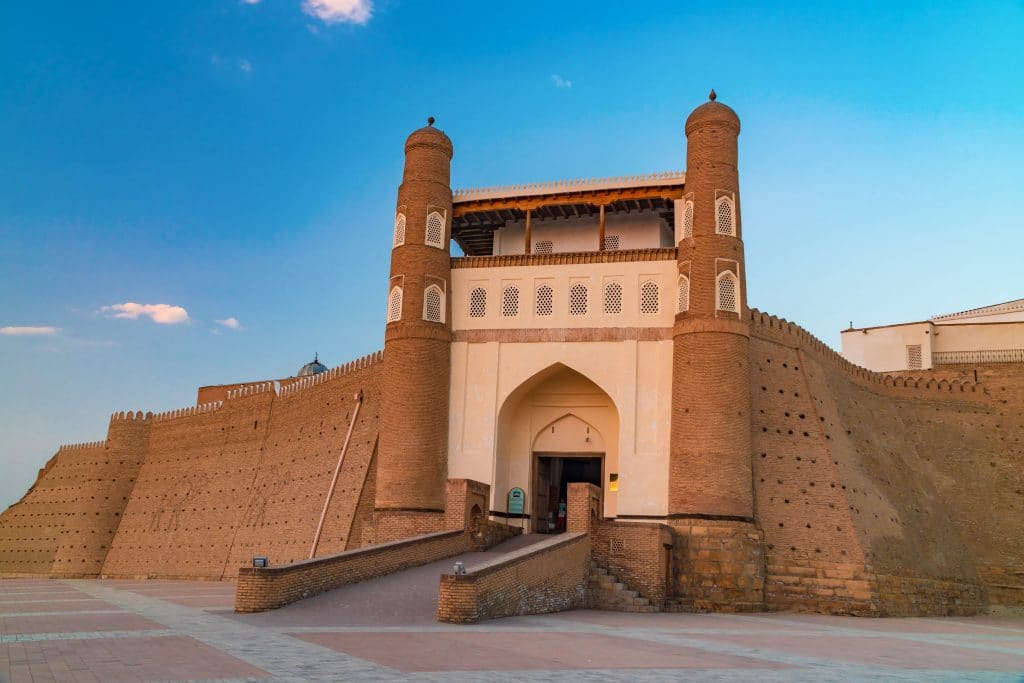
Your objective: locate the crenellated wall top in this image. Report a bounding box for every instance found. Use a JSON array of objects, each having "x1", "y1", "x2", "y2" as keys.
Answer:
[
  {"x1": 152, "y1": 400, "x2": 225, "y2": 422},
  {"x1": 58, "y1": 440, "x2": 106, "y2": 452},
  {"x1": 279, "y1": 349, "x2": 383, "y2": 399},
  {"x1": 748, "y1": 308, "x2": 984, "y2": 397}
]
